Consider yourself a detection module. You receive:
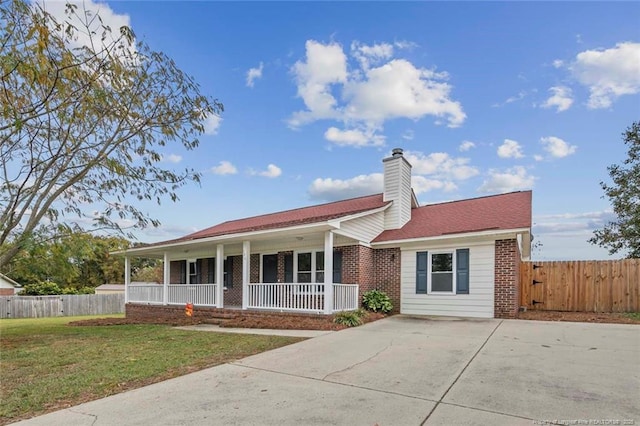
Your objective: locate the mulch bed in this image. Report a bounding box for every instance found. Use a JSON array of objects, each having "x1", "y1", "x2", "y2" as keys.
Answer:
[
  {"x1": 518, "y1": 310, "x2": 640, "y2": 324},
  {"x1": 69, "y1": 311, "x2": 388, "y2": 329}
]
